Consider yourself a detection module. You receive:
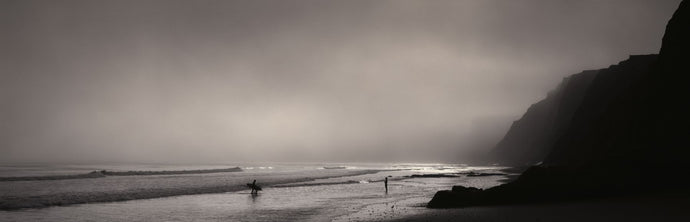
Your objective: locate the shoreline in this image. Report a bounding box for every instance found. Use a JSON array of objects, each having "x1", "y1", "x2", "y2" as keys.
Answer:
[
  {"x1": 0, "y1": 169, "x2": 382, "y2": 210},
  {"x1": 0, "y1": 163, "x2": 511, "y2": 221}
]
